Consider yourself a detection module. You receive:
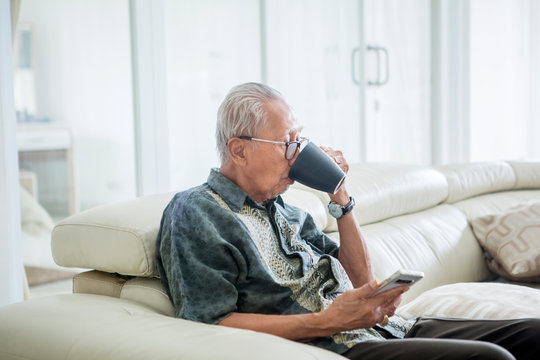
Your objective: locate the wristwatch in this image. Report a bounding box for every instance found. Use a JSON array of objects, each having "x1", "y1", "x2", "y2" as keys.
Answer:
[{"x1": 328, "y1": 196, "x2": 355, "y2": 219}]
